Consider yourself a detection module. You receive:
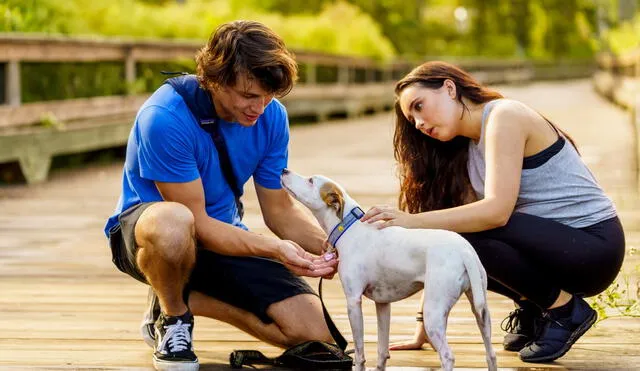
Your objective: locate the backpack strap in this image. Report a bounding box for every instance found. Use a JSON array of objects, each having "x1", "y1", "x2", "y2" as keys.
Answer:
[{"x1": 163, "y1": 74, "x2": 244, "y2": 219}]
